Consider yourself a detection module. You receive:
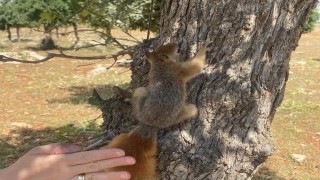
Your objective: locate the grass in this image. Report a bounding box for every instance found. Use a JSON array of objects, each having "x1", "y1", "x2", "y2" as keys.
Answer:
[{"x1": 0, "y1": 25, "x2": 319, "y2": 179}]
